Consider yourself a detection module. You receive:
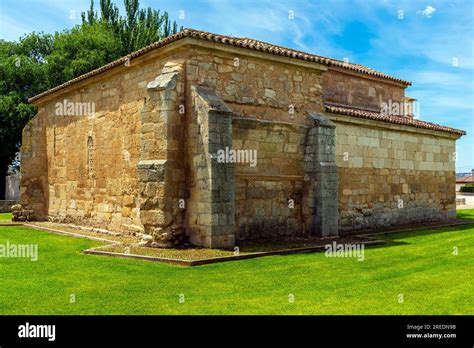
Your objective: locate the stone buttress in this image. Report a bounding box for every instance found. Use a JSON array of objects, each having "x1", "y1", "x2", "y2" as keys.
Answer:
[{"x1": 137, "y1": 61, "x2": 186, "y2": 247}]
